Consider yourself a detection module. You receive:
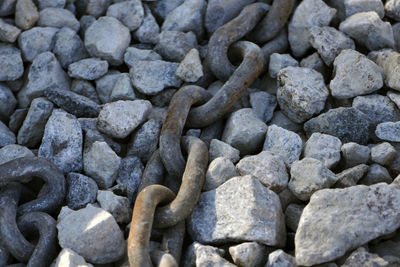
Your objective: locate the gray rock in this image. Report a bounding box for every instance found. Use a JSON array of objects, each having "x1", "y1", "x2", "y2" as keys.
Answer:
[
  {"x1": 345, "y1": 0, "x2": 384, "y2": 18},
  {"x1": 304, "y1": 133, "x2": 342, "y2": 169},
  {"x1": 71, "y1": 79, "x2": 100, "y2": 104},
  {"x1": 0, "y1": 0, "x2": 17, "y2": 16},
  {"x1": 300, "y1": 52, "x2": 327, "y2": 77},
  {"x1": 369, "y1": 50, "x2": 400, "y2": 92},
  {"x1": 66, "y1": 172, "x2": 98, "y2": 210},
  {"x1": 209, "y1": 139, "x2": 240, "y2": 164},
  {"x1": 267, "y1": 249, "x2": 297, "y2": 267},
  {"x1": 38, "y1": 8, "x2": 80, "y2": 32},
  {"x1": 86, "y1": 0, "x2": 113, "y2": 17},
  {"x1": 79, "y1": 15, "x2": 96, "y2": 34},
  {"x1": 124, "y1": 47, "x2": 162, "y2": 68},
  {"x1": 288, "y1": 0, "x2": 336, "y2": 57},
  {"x1": 342, "y1": 247, "x2": 390, "y2": 267},
  {"x1": 388, "y1": 91, "x2": 400, "y2": 110},
  {"x1": 0, "y1": 244, "x2": 8, "y2": 267},
  {"x1": 183, "y1": 242, "x2": 235, "y2": 267},
  {"x1": 278, "y1": 188, "x2": 302, "y2": 211},
  {"x1": 110, "y1": 73, "x2": 136, "y2": 101},
  {"x1": 0, "y1": 44, "x2": 24, "y2": 82},
  {"x1": 18, "y1": 27, "x2": 58, "y2": 62},
  {"x1": 186, "y1": 128, "x2": 201, "y2": 137},
  {"x1": 57, "y1": 204, "x2": 126, "y2": 264},
  {"x1": 370, "y1": 235, "x2": 400, "y2": 258},
  {"x1": 376, "y1": 121, "x2": 400, "y2": 142},
  {"x1": 277, "y1": 67, "x2": 329, "y2": 123},
  {"x1": 53, "y1": 27, "x2": 88, "y2": 69},
  {"x1": 335, "y1": 164, "x2": 369, "y2": 188},
  {"x1": 188, "y1": 175, "x2": 286, "y2": 246},
  {"x1": 83, "y1": 141, "x2": 121, "y2": 189},
  {"x1": 148, "y1": 0, "x2": 184, "y2": 20},
  {"x1": 394, "y1": 23, "x2": 400, "y2": 51},
  {"x1": 263, "y1": 124, "x2": 302, "y2": 167},
  {"x1": 0, "y1": 144, "x2": 34, "y2": 165},
  {"x1": 222, "y1": 108, "x2": 268, "y2": 155},
  {"x1": 129, "y1": 60, "x2": 181, "y2": 95},
  {"x1": 0, "y1": 18, "x2": 21, "y2": 43},
  {"x1": 309, "y1": 26, "x2": 355, "y2": 66},
  {"x1": 250, "y1": 91, "x2": 276, "y2": 123},
  {"x1": 17, "y1": 52, "x2": 70, "y2": 108},
  {"x1": 95, "y1": 70, "x2": 121, "y2": 104},
  {"x1": 85, "y1": 16, "x2": 131, "y2": 65},
  {"x1": 339, "y1": 12, "x2": 394, "y2": 51},
  {"x1": 97, "y1": 190, "x2": 131, "y2": 224},
  {"x1": 304, "y1": 107, "x2": 372, "y2": 144},
  {"x1": 97, "y1": 100, "x2": 152, "y2": 139},
  {"x1": 106, "y1": 0, "x2": 144, "y2": 31},
  {"x1": 154, "y1": 31, "x2": 197, "y2": 62},
  {"x1": 161, "y1": 0, "x2": 206, "y2": 40},
  {"x1": 289, "y1": 158, "x2": 338, "y2": 201},
  {"x1": 8, "y1": 108, "x2": 28, "y2": 133},
  {"x1": 127, "y1": 119, "x2": 161, "y2": 162},
  {"x1": 37, "y1": 0, "x2": 65, "y2": 9},
  {"x1": 296, "y1": 183, "x2": 400, "y2": 265},
  {"x1": 38, "y1": 109, "x2": 82, "y2": 173},
  {"x1": 175, "y1": 48, "x2": 203, "y2": 83},
  {"x1": 17, "y1": 97, "x2": 53, "y2": 147},
  {"x1": 68, "y1": 58, "x2": 108, "y2": 80},
  {"x1": 204, "y1": 157, "x2": 238, "y2": 191},
  {"x1": 83, "y1": 125, "x2": 123, "y2": 155},
  {"x1": 341, "y1": 142, "x2": 371, "y2": 168},
  {"x1": 150, "y1": 88, "x2": 177, "y2": 108},
  {"x1": 385, "y1": 0, "x2": 400, "y2": 21},
  {"x1": 229, "y1": 242, "x2": 268, "y2": 267},
  {"x1": 285, "y1": 203, "x2": 305, "y2": 232},
  {"x1": 0, "y1": 84, "x2": 17, "y2": 121},
  {"x1": 54, "y1": 248, "x2": 93, "y2": 267},
  {"x1": 132, "y1": 5, "x2": 159, "y2": 44},
  {"x1": 0, "y1": 121, "x2": 16, "y2": 147},
  {"x1": 269, "y1": 111, "x2": 302, "y2": 133},
  {"x1": 359, "y1": 164, "x2": 392, "y2": 185},
  {"x1": 269, "y1": 53, "x2": 298, "y2": 78},
  {"x1": 371, "y1": 142, "x2": 397, "y2": 166},
  {"x1": 116, "y1": 156, "x2": 143, "y2": 201}
]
